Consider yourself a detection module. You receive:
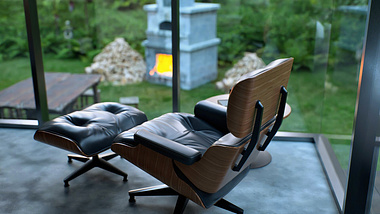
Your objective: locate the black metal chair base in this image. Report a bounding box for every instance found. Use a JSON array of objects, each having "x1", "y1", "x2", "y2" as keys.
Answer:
[
  {"x1": 215, "y1": 198, "x2": 244, "y2": 214},
  {"x1": 64, "y1": 153, "x2": 127, "y2": 187},
  {"x1": 128, "y1": 184, "x2": 243, "y2": 214}
]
